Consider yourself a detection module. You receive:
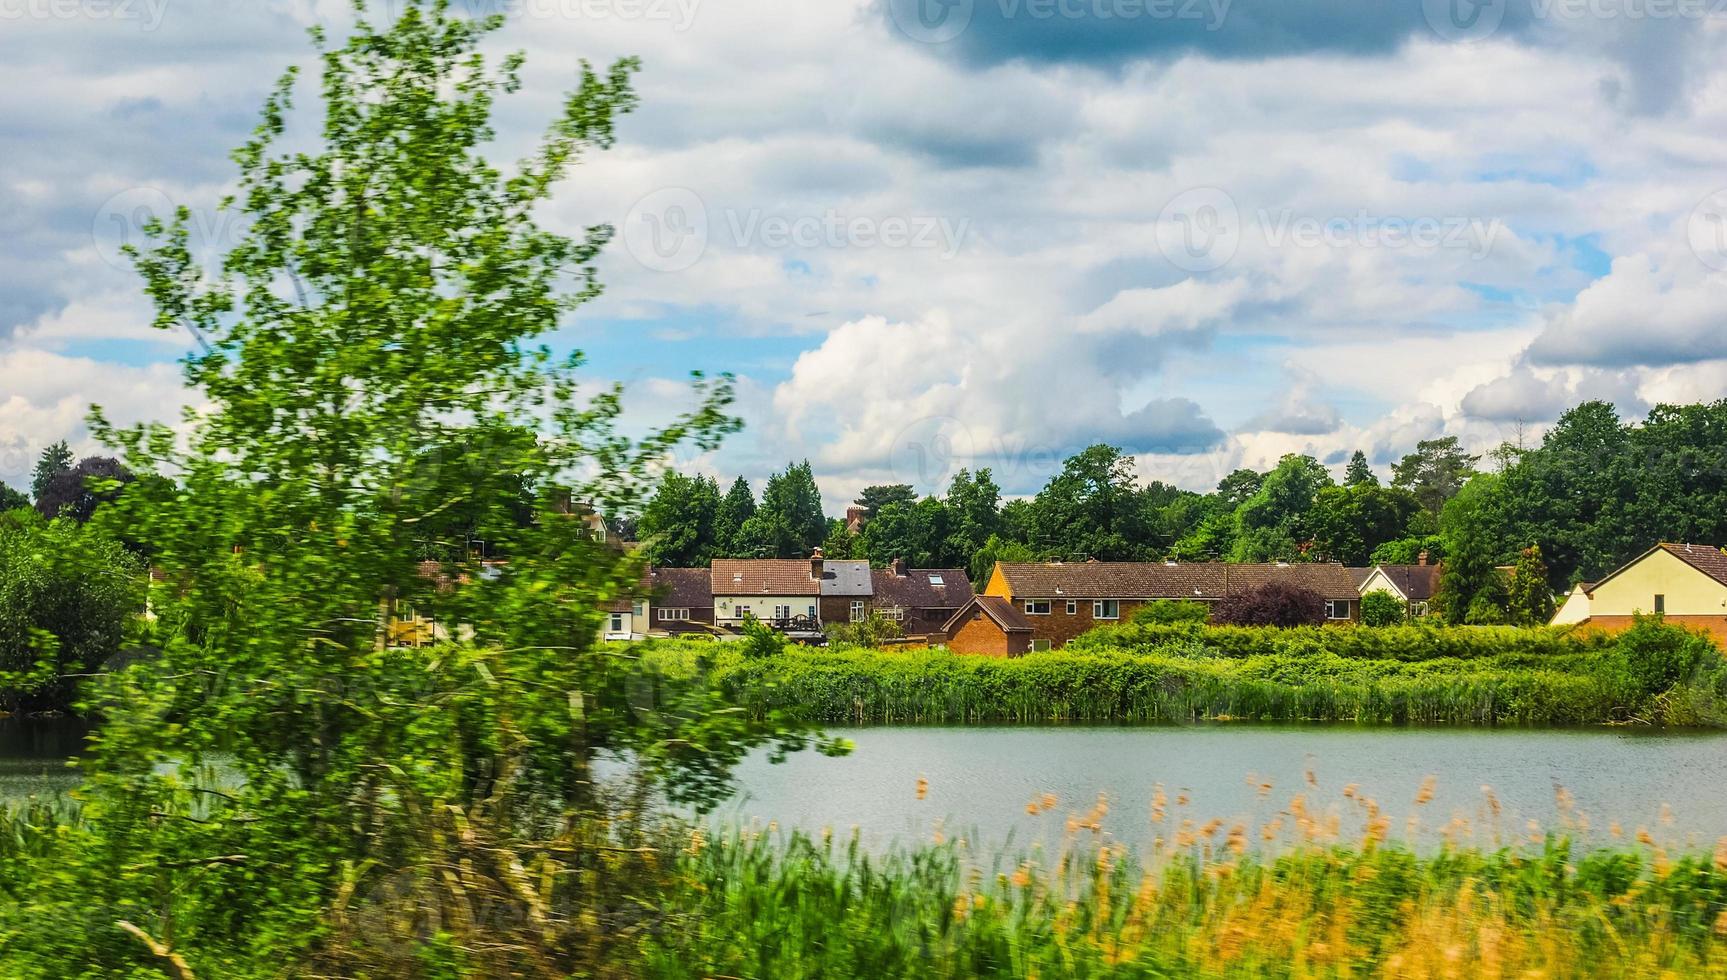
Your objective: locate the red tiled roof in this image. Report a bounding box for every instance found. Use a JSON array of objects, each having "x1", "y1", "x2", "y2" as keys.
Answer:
[
  {"x1": 871, "y1": 567, "x2": 974, "y2": 611},
  {"x1": 942, "y1": 595, "x2": 1032, "y2": 636},
  {"x1": 993, "y1": 561, "x2": 1361, "y2": 601},
  {"x1": 711, "y1": 559, "x2": 821, "y2": 596}
]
